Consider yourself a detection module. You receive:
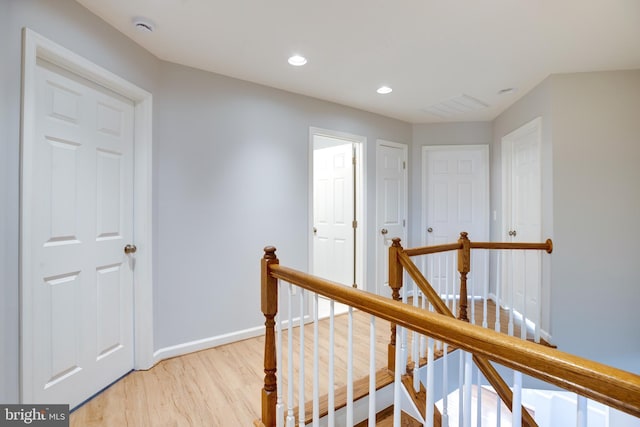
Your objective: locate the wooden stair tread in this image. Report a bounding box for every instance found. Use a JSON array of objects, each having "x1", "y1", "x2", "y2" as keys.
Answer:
[
  {"x1": 294, "y1": 368, "x2": 395, "y2": 425},
  {"x1": 401, "y1": 375, "x2": 442, "y2": 427},
  {"x1": 354, "y1": 406, "x2": 422, "y2": 427}
]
